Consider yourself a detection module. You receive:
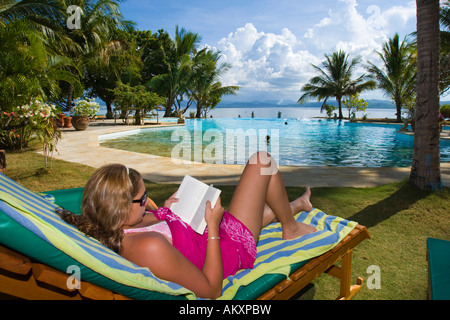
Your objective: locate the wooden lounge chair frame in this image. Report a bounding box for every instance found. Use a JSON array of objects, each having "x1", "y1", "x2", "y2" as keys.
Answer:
[
  {"x1": 0, "y1": 225, "x2": 370, "y2": 300},
  {"x1": 258, "y1": 224, "x2": 370, "y2": 300}
]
